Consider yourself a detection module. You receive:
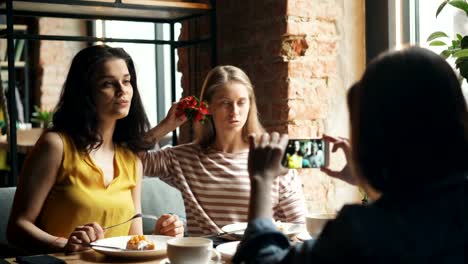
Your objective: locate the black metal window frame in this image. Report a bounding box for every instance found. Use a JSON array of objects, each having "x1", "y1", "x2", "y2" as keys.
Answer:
[{"x1": 0, "y1": 0, "x2": 217, "y2": 186}]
